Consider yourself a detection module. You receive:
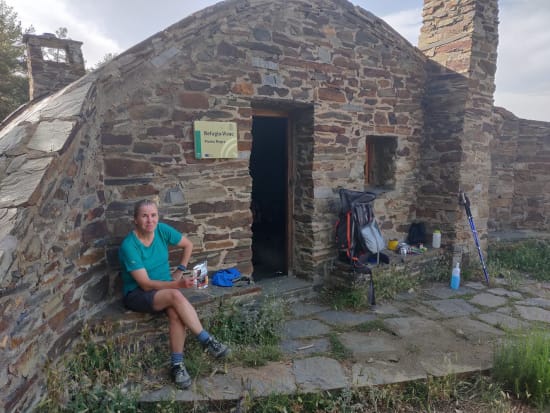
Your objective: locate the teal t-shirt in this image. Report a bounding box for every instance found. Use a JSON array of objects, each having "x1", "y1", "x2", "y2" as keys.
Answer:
[{"x1": 119, "y1": 222, "x2": 183, "y2": 295}]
